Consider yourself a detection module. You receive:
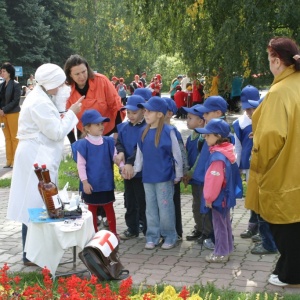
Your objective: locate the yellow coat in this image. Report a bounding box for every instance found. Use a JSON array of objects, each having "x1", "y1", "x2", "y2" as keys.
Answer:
[{"x1": 245, "y1": 65, "x2": 300, "y2": 224}]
